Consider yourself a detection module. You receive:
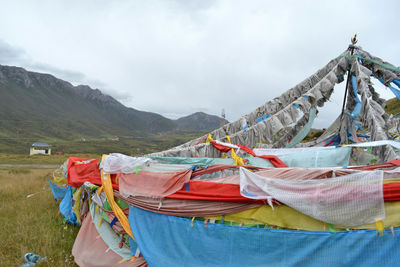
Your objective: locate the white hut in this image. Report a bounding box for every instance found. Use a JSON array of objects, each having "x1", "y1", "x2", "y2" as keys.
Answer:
[{"x1": 30, "y1": 142, "x2": 51, "y2": 156}]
